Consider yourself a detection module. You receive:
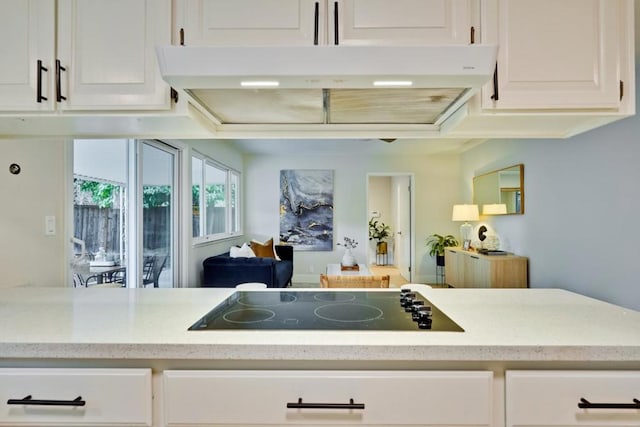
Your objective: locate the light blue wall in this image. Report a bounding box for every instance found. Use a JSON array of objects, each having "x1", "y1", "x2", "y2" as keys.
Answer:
[{"x1": 461, "y1": 78, "x2": 640, "y2": 310}]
